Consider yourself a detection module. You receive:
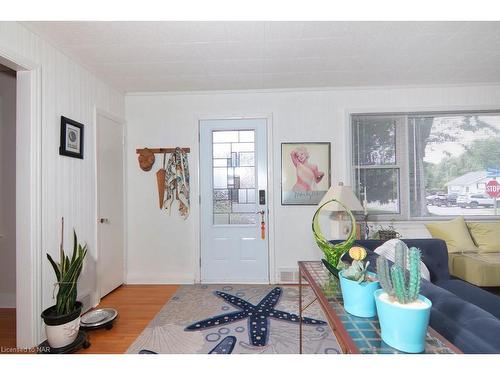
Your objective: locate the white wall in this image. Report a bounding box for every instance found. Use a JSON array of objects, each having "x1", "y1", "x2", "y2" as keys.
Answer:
[
  {"x1": 126, "y1": 84, "x2": 500, "y2": 283},
  {"x1": 0, "y1": 22, "x2": 125, "y2": 316},
  {"x1": 0, "y1": 69, "x2": 16, "y2": 307}
]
